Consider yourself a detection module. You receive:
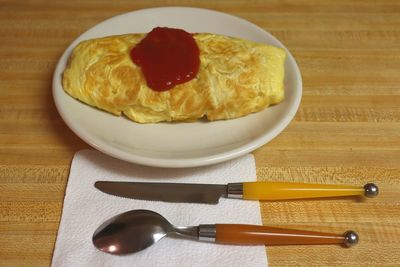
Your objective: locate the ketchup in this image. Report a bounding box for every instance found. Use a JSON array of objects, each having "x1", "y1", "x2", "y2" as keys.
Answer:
[{"x1": 130, "y1": 27, "x2": 200, "y2": 91}]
